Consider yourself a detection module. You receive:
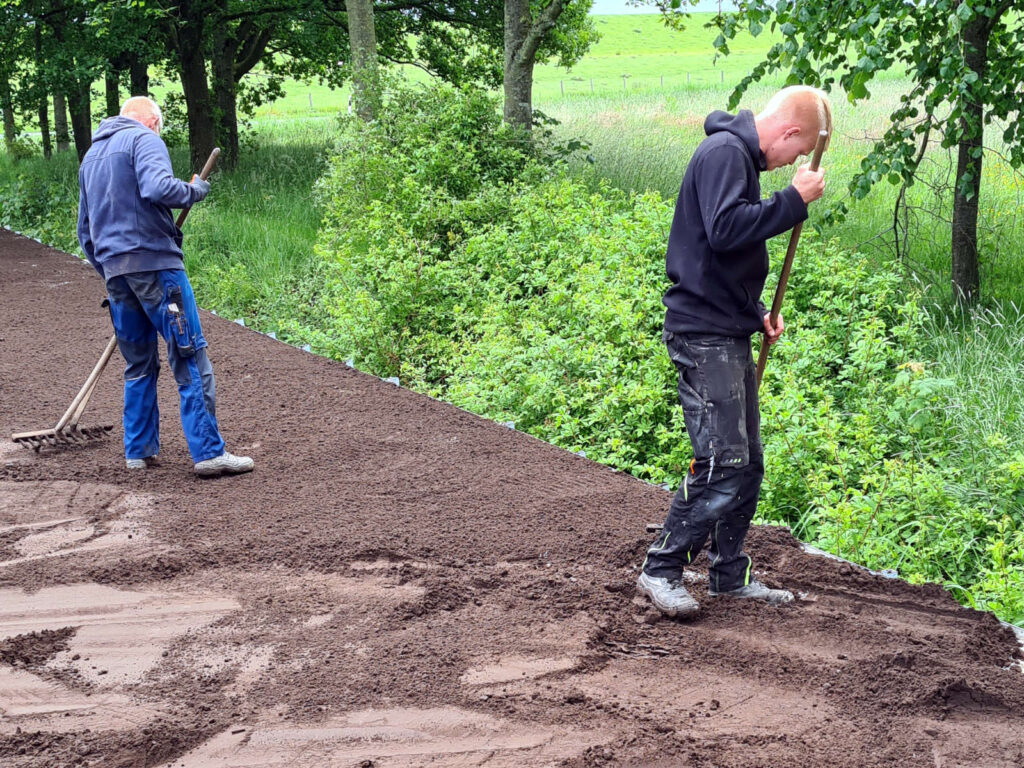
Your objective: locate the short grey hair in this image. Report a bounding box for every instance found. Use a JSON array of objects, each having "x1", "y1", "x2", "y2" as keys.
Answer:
[{"x1": 120, "y1": 96, "x2": 163, "y2": 133}]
